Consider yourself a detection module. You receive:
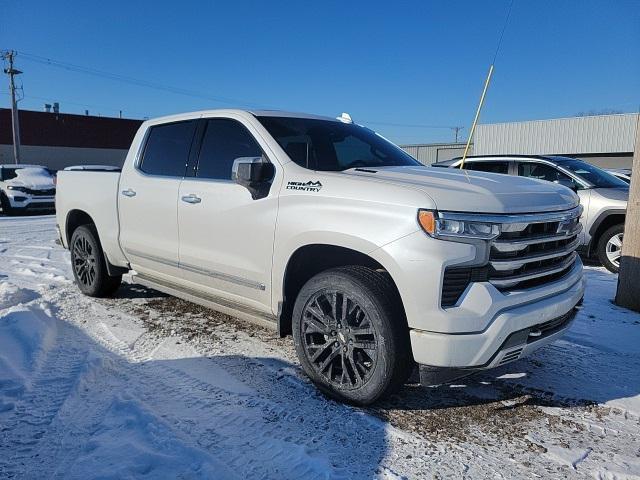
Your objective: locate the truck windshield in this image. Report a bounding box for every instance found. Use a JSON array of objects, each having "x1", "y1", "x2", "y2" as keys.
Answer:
[
  {"x1": 556, "y1": 158, "x2": 629, "y2": 189},
  {"x1": 257, "y1": 116, "x2": 421, "y2": 171}
]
